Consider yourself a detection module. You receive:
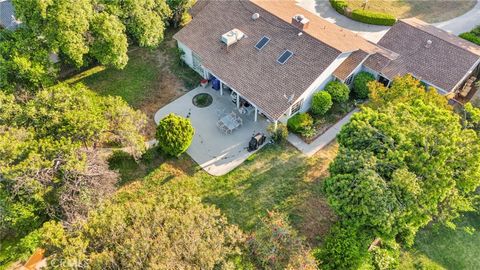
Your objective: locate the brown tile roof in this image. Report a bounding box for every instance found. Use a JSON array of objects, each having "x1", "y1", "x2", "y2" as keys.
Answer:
[
  {"x1": 401, "y1": 18, "x2": 480, "y2": 56},
  {"x1": 189, "y1": 0, "x2": 210, "y2": 17},
  {"x1": 174, "y1": 0, "x2": 341, "y2": 120},
  {"x1": 333, "y1": 50, "x2": 369, "y2": 81},
  {"x1": 376, "y1": 19, "x2": 480, "y2": 92},
  {"x1": 251, "y1": 0, "x2": 379, "y2": 54},
  {"x1": 363, "y1": 53, "x2": 392, "y2": 73}
]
